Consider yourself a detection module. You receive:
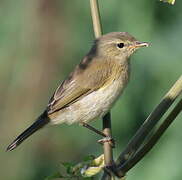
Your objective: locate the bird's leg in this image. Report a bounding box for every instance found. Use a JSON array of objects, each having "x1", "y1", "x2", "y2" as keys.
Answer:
[
  {"x1": 81, "y1": 122, "x2": 115, "y2": 147},
  {"x1": 81, "y1": 122, "x2": 106, "y2": 137}
]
